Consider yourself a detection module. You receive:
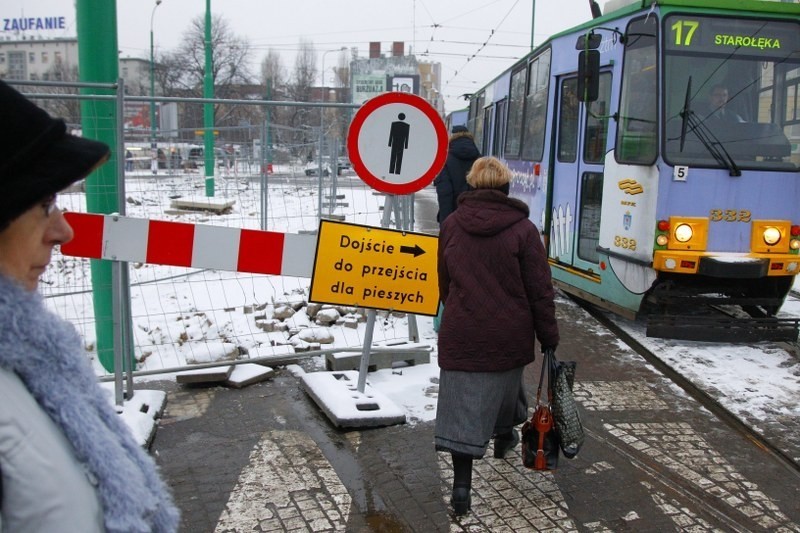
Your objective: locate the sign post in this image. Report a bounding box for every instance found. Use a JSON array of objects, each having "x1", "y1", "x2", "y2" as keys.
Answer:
[{"x1": 338, "y1": 92, "x2": 447, "y2": 392}]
